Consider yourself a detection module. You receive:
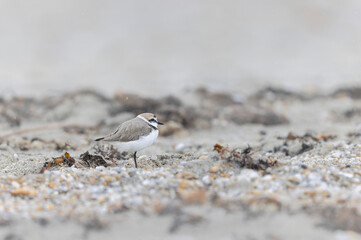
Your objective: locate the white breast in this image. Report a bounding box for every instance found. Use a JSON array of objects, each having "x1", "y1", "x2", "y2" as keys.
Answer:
[{"x1": 113, "y1": 130, "x2": 159, "y2": 152}]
